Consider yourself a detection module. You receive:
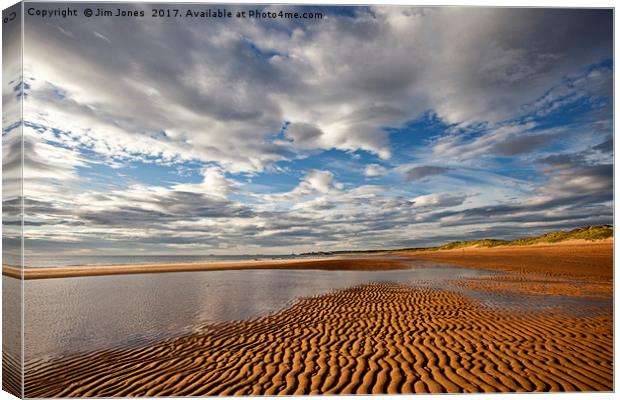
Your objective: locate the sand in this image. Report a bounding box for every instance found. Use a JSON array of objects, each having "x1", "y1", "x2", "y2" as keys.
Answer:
[
  {"x1": 15, "y1": 241, "x2": 615, "y2": 395},
  {"x1": 4, "y1": 240, "x2": 612, "y2": 280},
  {"x1": 2, "y1": 351, "x2": 21, "y2": 397},
  {"x1": 24, "y1": 282, "x2": 612, "y2": 396},
  {"x1": 398, "y1": 240, "x2": 613, "y2": 279},
  {"x1": 2, "y1": 256, "x2": 407, "y2": 280}
]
